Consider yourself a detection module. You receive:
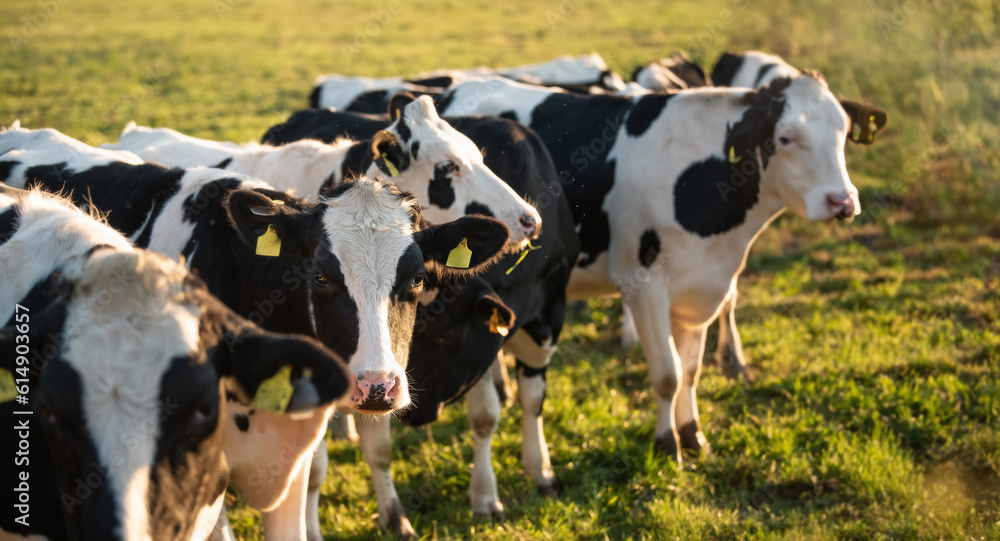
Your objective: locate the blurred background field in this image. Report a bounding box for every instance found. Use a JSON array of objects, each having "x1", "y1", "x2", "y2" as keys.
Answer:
[{"x1": 2, "y1": 0, "x2": 999, "y2": 538}]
